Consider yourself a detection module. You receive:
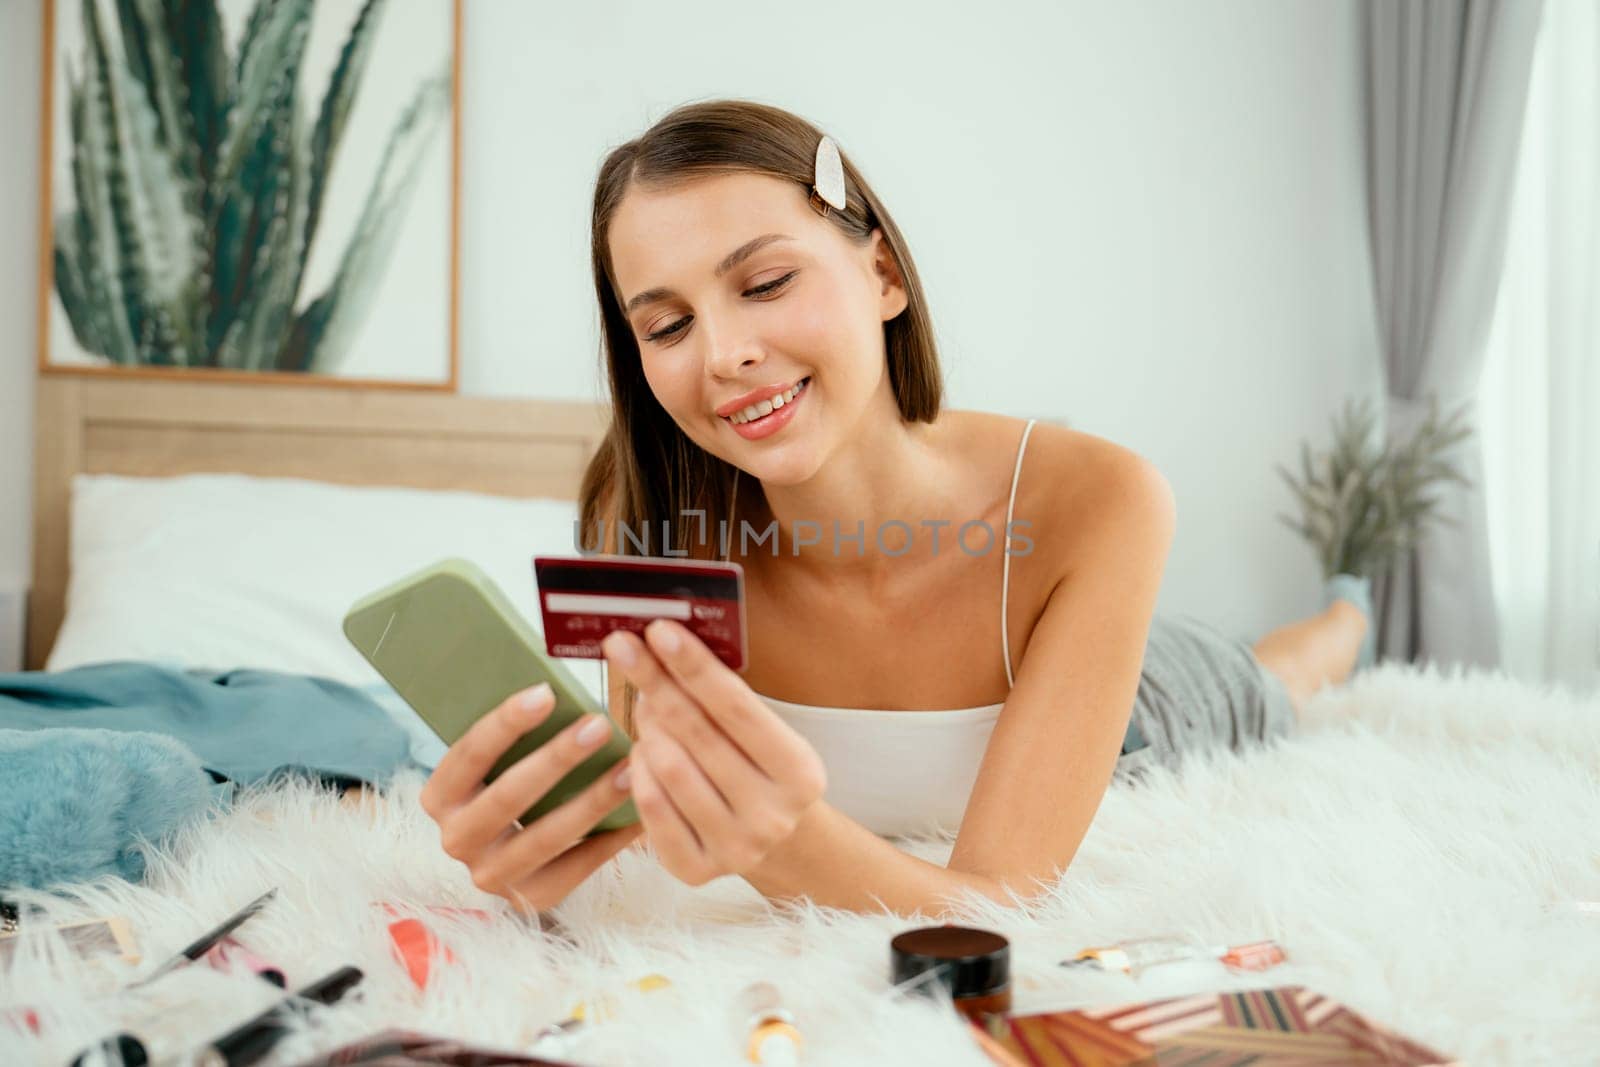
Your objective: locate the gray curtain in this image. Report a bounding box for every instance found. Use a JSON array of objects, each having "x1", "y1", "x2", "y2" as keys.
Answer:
[{"x1": 1362, "y1": 0, "x2": 1544, "y2": 670}]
